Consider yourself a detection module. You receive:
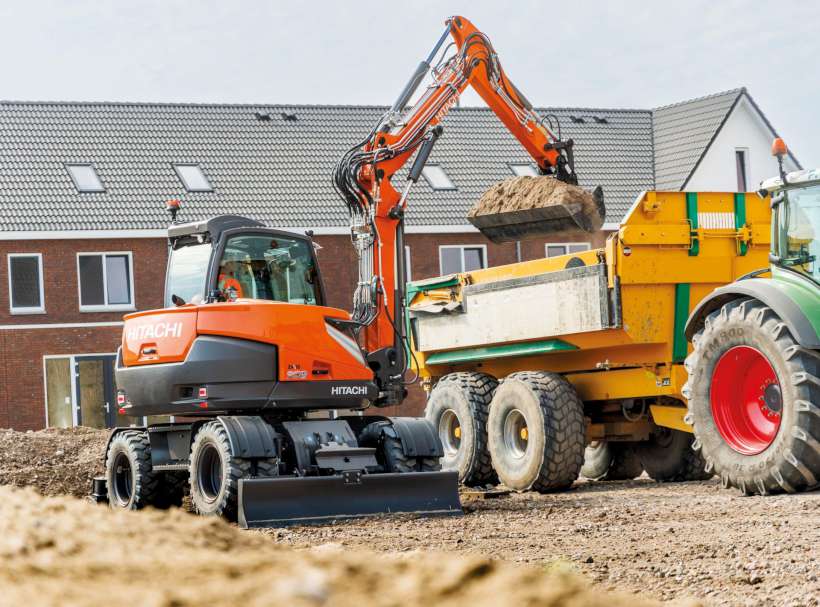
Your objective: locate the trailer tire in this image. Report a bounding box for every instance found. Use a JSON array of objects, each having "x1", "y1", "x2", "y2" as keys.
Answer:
[
  {"x1": 189, "y1": 421, "x2": 250, "y2": 521},
  {"x1": 487, "y1": 371, "x2": 585, "y2": 492},
  {"x1": 683, "y1": 298, "x2": 820, "y2": 495},
  {"x1": 581, "y1": 441, "x2": 644, "y2": 481},
  {"x1": 425, "y1": 372, "x2": 498, "y2": 486},
  {"x1": 105, "y1": 430, "x2": 161, "y2": 510},
  {"x1": 635, "y1": 428, "x2": 712, "y2": 482}
]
